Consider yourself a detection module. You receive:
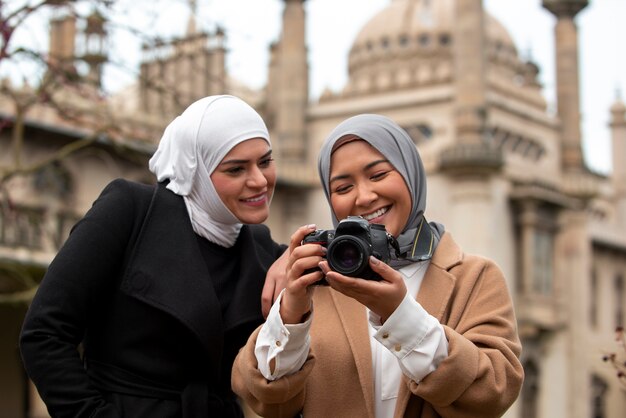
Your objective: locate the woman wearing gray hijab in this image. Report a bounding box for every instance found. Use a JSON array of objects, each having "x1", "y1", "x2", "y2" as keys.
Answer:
[
  {"x1": 20, "y1": 95, "x2": 287, "y2": 418},
  {"x1": 233, "y1": 114, "x2": 524, "y2": 418}
]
